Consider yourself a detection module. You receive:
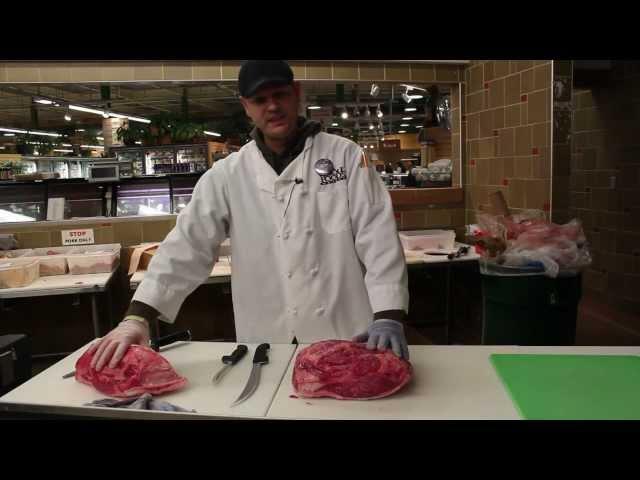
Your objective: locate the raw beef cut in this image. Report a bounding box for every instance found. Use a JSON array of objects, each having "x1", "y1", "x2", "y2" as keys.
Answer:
[
  {"x1": 75, "y1": 345, "x2": 187, "y2": 398},
  {"x1": 292, "y1": 340, "x2": 412, "y2": 400}
]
